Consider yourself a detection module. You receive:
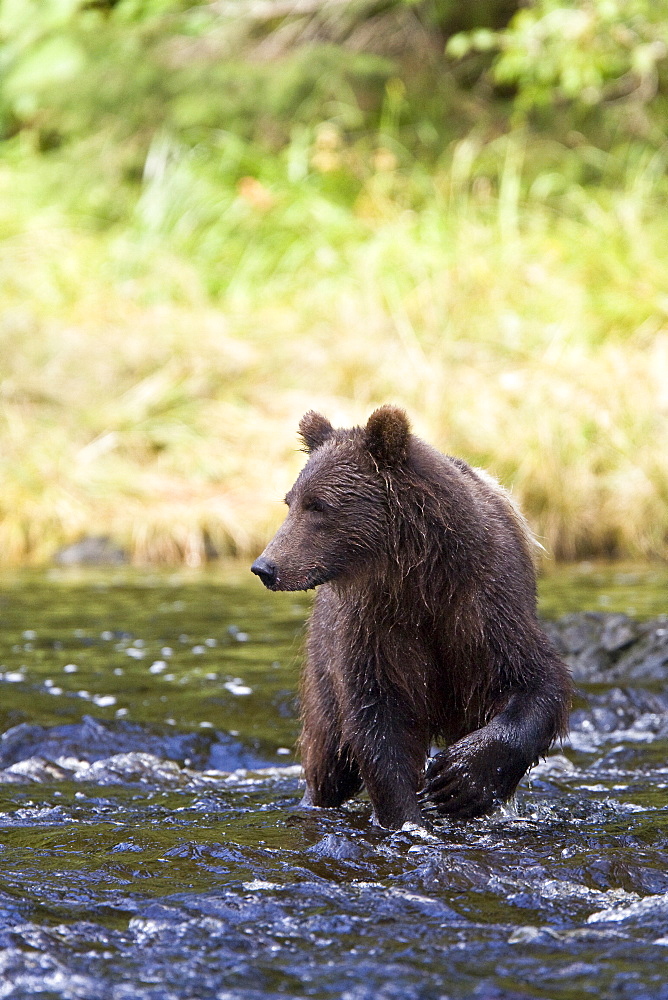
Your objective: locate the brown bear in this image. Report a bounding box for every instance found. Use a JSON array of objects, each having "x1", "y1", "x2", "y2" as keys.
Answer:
[{"x1": 251, "y1": 406, "x2": 571, "y2": 829}]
